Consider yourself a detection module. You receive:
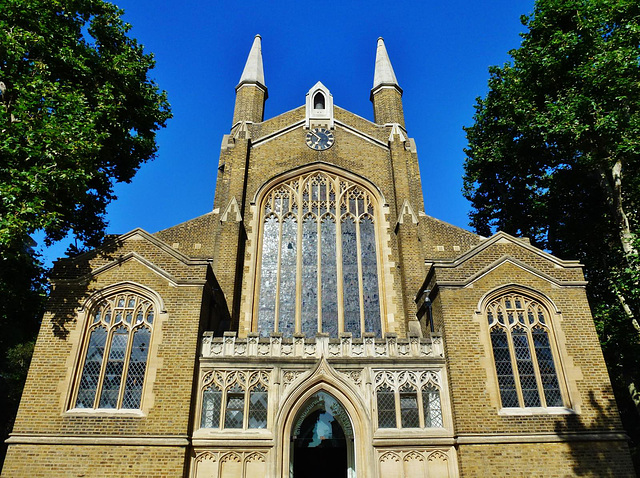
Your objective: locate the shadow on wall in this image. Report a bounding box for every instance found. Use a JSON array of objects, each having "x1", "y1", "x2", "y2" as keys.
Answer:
[
  {"x1": 555, "y1": 389, "x2": 637, "y2": 477},
  {"x1": 48, "y1": 236, "x2": 125, "y2": 340}
]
